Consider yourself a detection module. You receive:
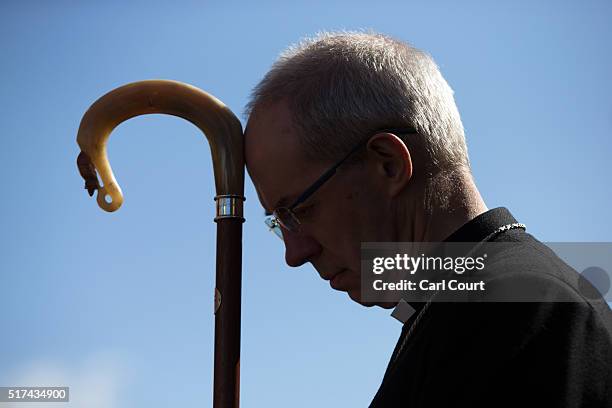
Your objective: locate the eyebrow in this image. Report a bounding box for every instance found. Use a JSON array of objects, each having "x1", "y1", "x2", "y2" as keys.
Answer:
[
  {"x1": 264, "y1": 195, "x2": 290, "y2": 216},
  {"x1": 274, "y1": 195, "x2": 291, "y2": 208},
  {"x1": 253, "y1": 186, "x2": 273, "y2": 217},
  {"x1": 264, "y1": 193, "x2": 303, "y2": 216}
]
